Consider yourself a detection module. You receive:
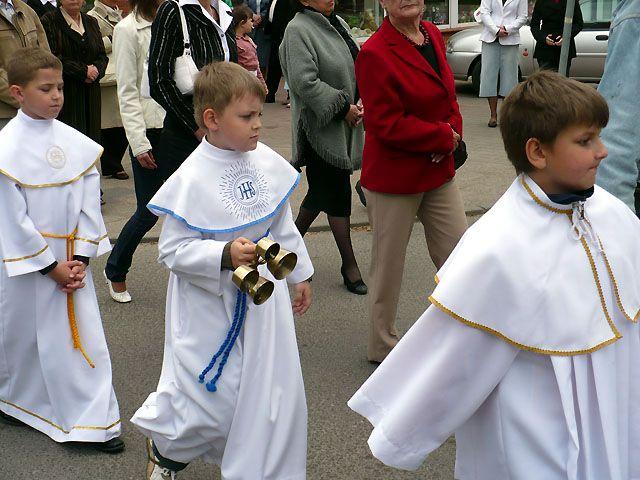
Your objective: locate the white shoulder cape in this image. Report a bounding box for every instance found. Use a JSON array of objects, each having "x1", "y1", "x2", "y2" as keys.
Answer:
[
  {"x1": 0, "y1": 110, "x2": 103, "y2": 187},
  {"x1": 430, "y1": 175, "x2": 640, "y2": 355},
  {"x1": 148, "y1": 140, "x2": 300, "y2": 233}
]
